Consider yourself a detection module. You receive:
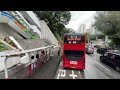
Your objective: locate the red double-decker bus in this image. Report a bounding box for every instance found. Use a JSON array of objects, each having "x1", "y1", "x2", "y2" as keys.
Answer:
[{"x1": 63, "y1": 33, "x2": 86, "y2": 70}]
